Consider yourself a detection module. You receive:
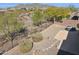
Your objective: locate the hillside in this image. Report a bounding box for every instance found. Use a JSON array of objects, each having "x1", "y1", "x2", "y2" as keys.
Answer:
[{"x1": 15, "y1": 3, "x2": 49, "y2": 9}]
